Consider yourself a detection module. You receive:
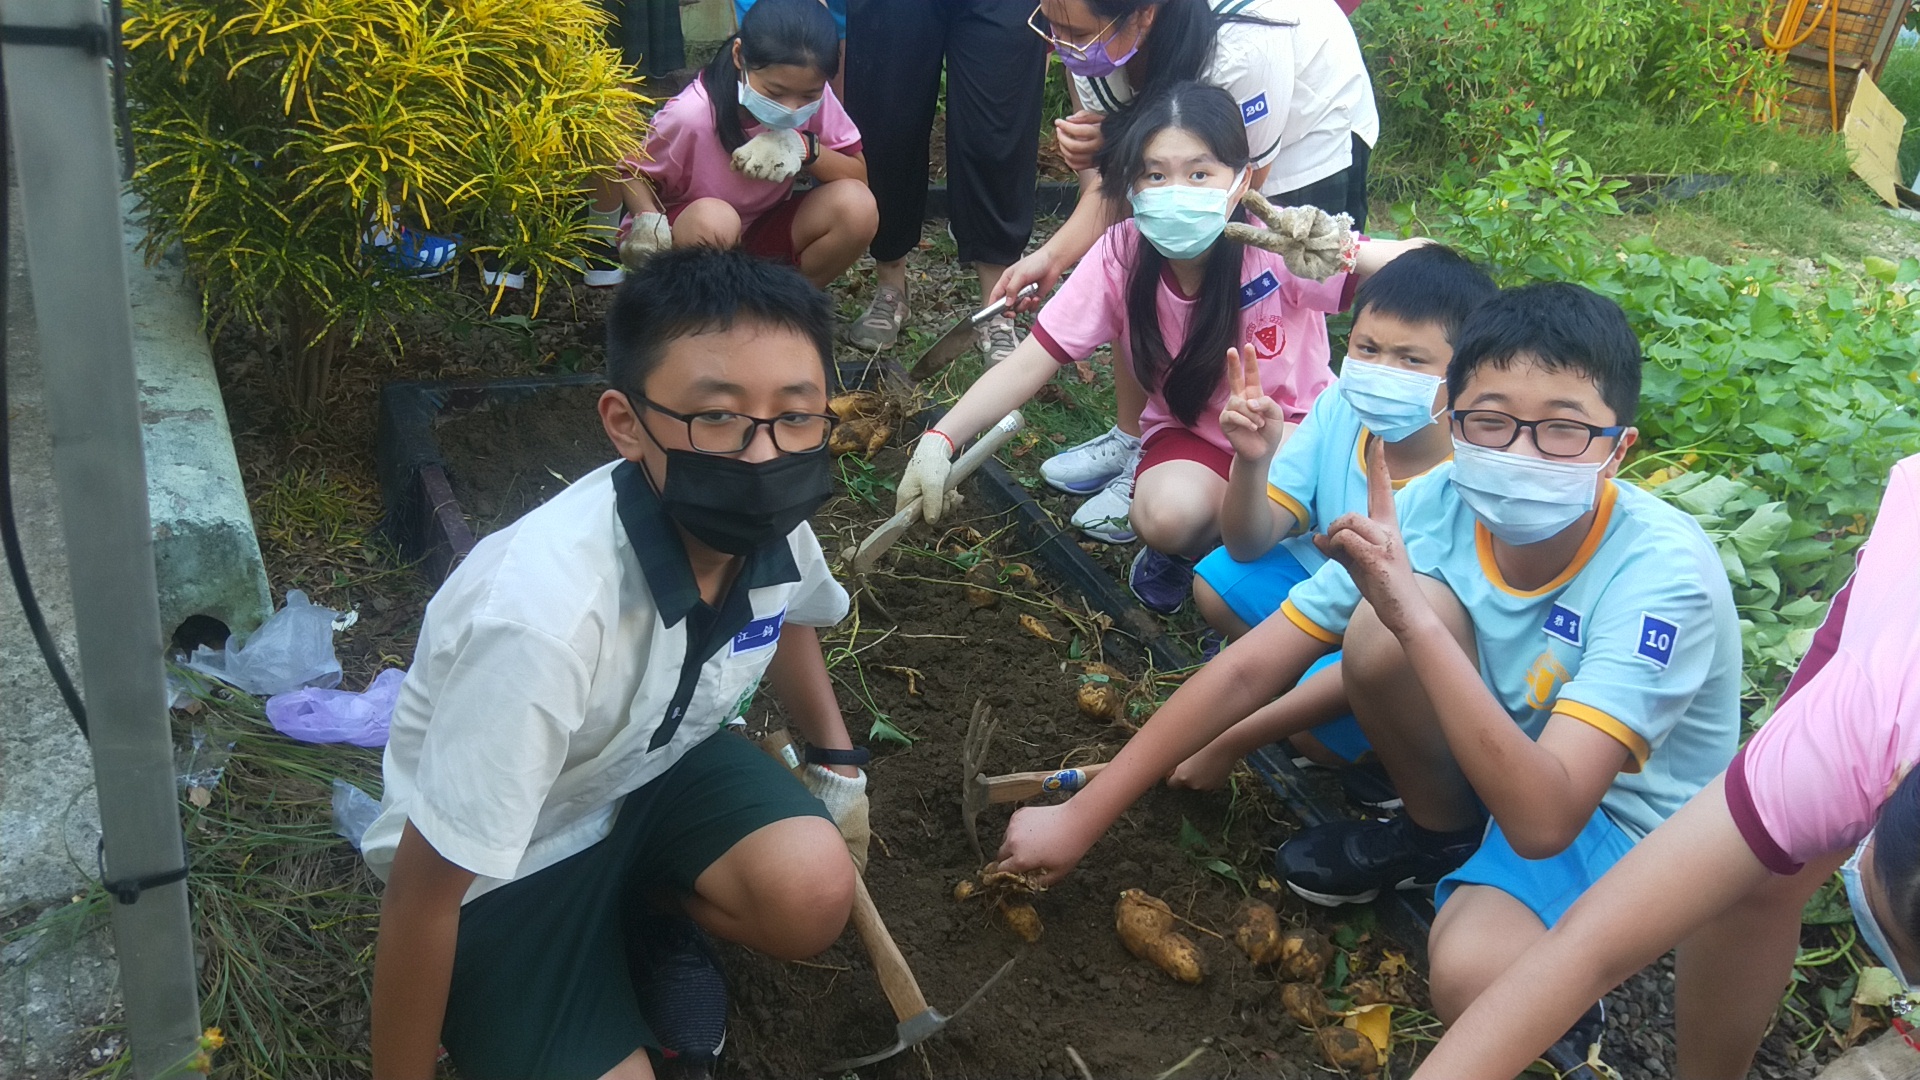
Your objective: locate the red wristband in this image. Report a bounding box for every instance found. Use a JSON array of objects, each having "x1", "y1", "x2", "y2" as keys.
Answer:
[{"x1": 927, "y1": 430, "x2": 956, "y2": 454}]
